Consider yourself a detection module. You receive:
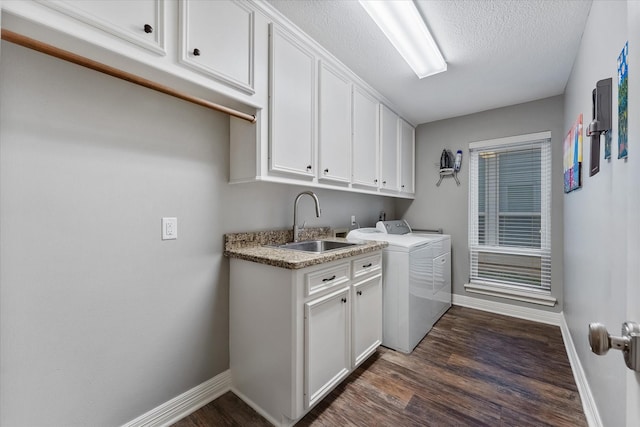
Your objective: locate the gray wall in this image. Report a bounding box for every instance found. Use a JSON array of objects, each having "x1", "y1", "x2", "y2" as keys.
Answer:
[
  {"x1": 562, "y1": 2, "x2": 630, "y2": 426},
  {"x1": 0, "y1": 42, "x2": 395, "y2": 426},
  {"x1": 397, "y1": 96, "x2": 565, "y2": 311}
]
